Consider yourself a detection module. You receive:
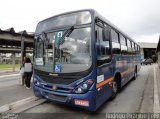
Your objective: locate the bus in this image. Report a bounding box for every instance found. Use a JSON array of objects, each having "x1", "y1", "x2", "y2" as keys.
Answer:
[{"x1": 32, "y1": 9, "x2": 141, "y2": 111}]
